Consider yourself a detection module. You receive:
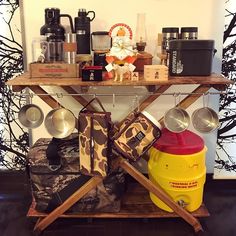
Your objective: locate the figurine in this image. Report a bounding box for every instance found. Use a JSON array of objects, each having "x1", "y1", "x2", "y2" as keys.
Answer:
[
  {"x1": 105, "y1": 23, "x2": 137, "y2": 82},
  {"x1": 113, "y1": 63, "x2": 130, "y2": 82}
]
